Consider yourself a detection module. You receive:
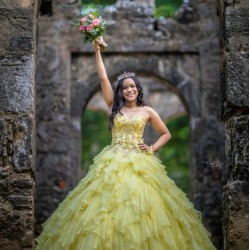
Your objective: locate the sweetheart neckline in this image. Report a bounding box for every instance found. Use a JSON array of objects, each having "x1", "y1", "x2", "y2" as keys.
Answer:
[{"x1": 116, "y1": 113, "x2": 147, "y2": 122}]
